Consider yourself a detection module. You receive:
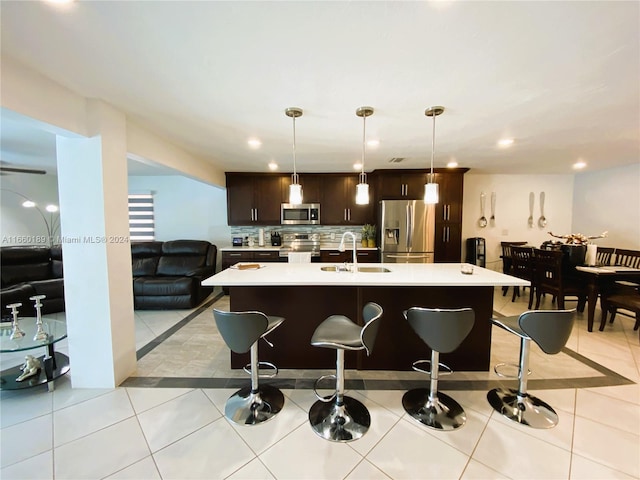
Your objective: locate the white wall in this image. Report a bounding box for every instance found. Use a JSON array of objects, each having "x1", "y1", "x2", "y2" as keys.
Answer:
[
  {"x1": 0, "y1": 174, "x2": 60, "y2": 245},
  {"x1": 128, "y1": 175, "x2": 231, "y2": 271},
  {"x1": 462, "y1": 174, "x2": 575, "y2": 271},
  {"x1": 572, "y1": 163, "x2": 640, "y2": 250}
]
